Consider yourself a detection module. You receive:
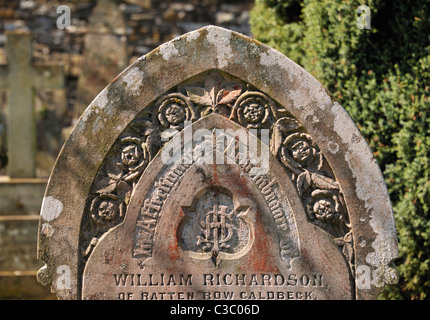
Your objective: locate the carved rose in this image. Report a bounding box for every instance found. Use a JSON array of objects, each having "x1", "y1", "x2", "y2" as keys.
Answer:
[
  {"x1": 96, "y1": 200, "x2": 117, "y2": 221},
  {"x1": 157, "y1": 93, "x2": 193, "y2": 129},
  {"x1": 313, "y1": 198, "x2": 336, "y2": 222},
  {"x1": 234, "y1": 92, "x2": 271, "y2": 129},
  {"x1": 280, "y1": 132, "x2": 323, "y2": 174},
  {"x1": 243, "y1": 103, "x2": 265, "y2": 123},
  {"x1": 291, "y1": 139, "x2": 314, "y2": 163},
  {"x1": 121, "y1": 143, "x2": 142, "y2": 167},
  {"x1": 305, "y1": 190, "x2": 344, "y2": 225},
  {"x1": 90, "y1": 193, "x2": 124, "y2": 227},
  {"x1": 165, "y1": 103, "x2": 186, "y2": 125},
  {"x1": 118, "y1": 136, "x2": 148, "y2": 183}
]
